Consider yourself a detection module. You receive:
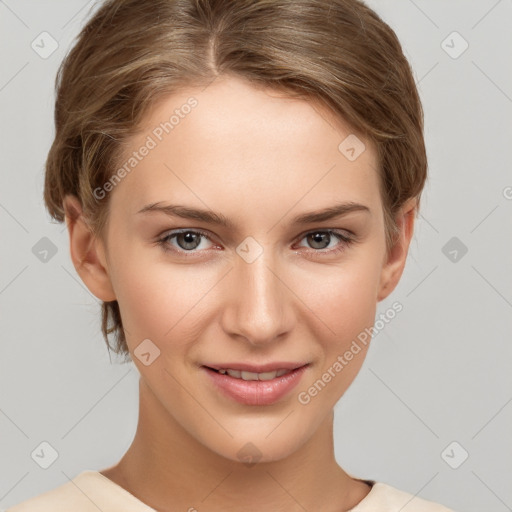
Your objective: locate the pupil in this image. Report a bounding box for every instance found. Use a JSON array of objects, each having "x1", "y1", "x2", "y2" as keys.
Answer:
[
  {"x1": 179, "y1": 232, "x2": 200, "y2": 250},
  {"x1": 309, "y1": 232, "x2": 329, "y2": 249}
]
